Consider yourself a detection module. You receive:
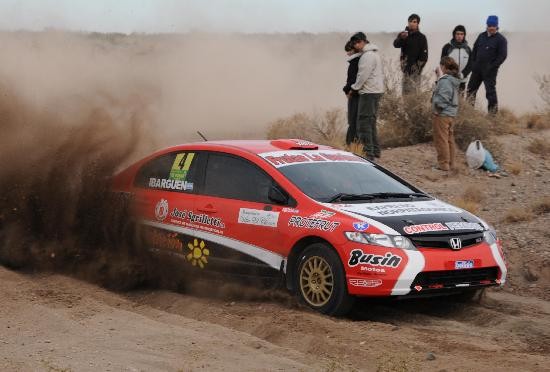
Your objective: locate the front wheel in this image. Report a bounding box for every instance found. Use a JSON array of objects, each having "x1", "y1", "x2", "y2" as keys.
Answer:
[{"x1": 295, "y1": 243, "x2": 354, "y2": 316}]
